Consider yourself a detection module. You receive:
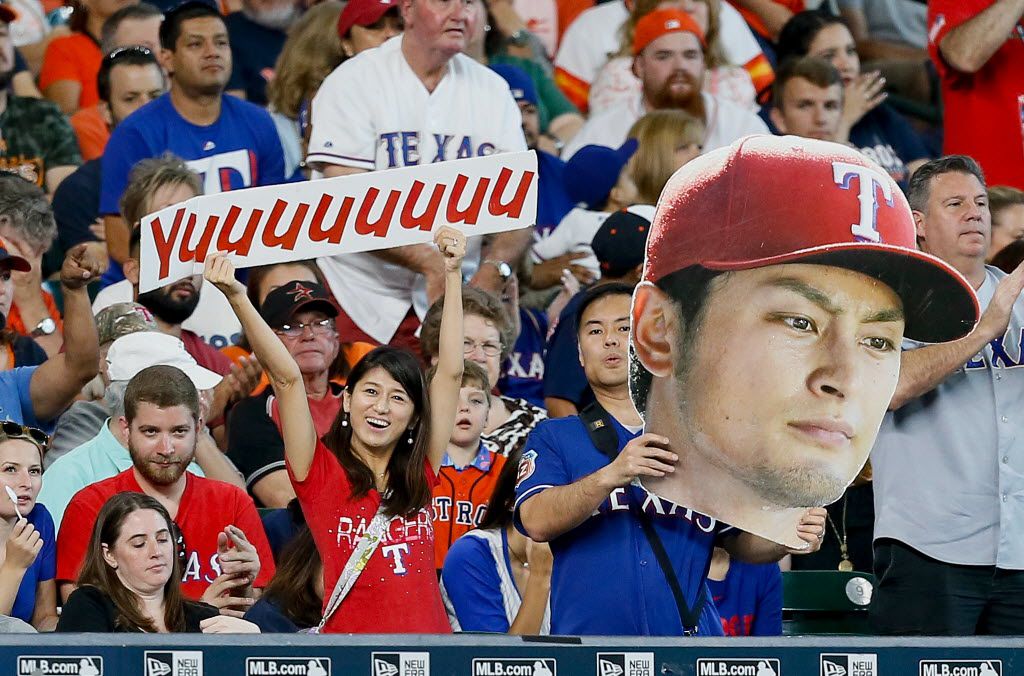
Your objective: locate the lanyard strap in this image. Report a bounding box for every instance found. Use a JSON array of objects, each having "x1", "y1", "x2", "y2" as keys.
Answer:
[
  {"x1": 579, "y1": 402, "x2": 707, "y2": 635},
  {"x1": 312, "y1": 503, "x2": 389, "y2": 634}
]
